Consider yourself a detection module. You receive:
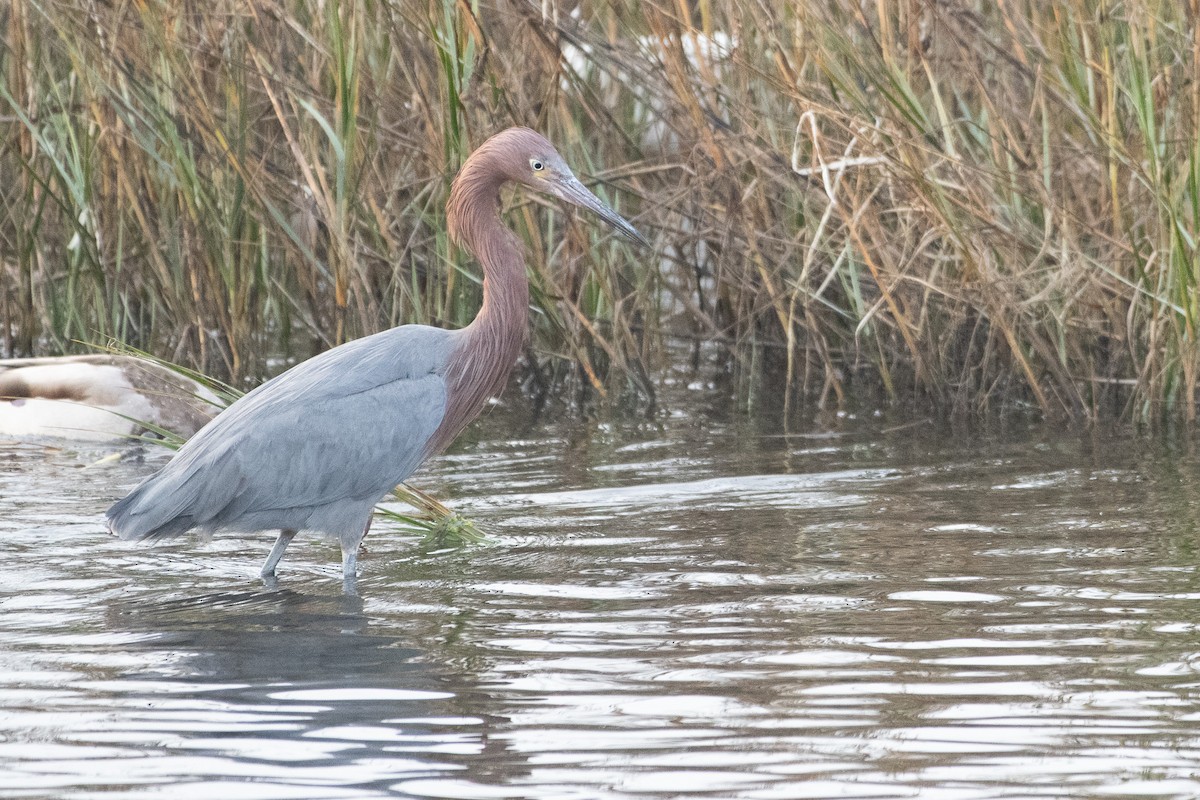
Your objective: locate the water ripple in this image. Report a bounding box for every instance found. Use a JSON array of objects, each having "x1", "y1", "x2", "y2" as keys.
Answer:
[{"x1": 3, "y1": 424, "x2": 1200, "y2": 797}]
